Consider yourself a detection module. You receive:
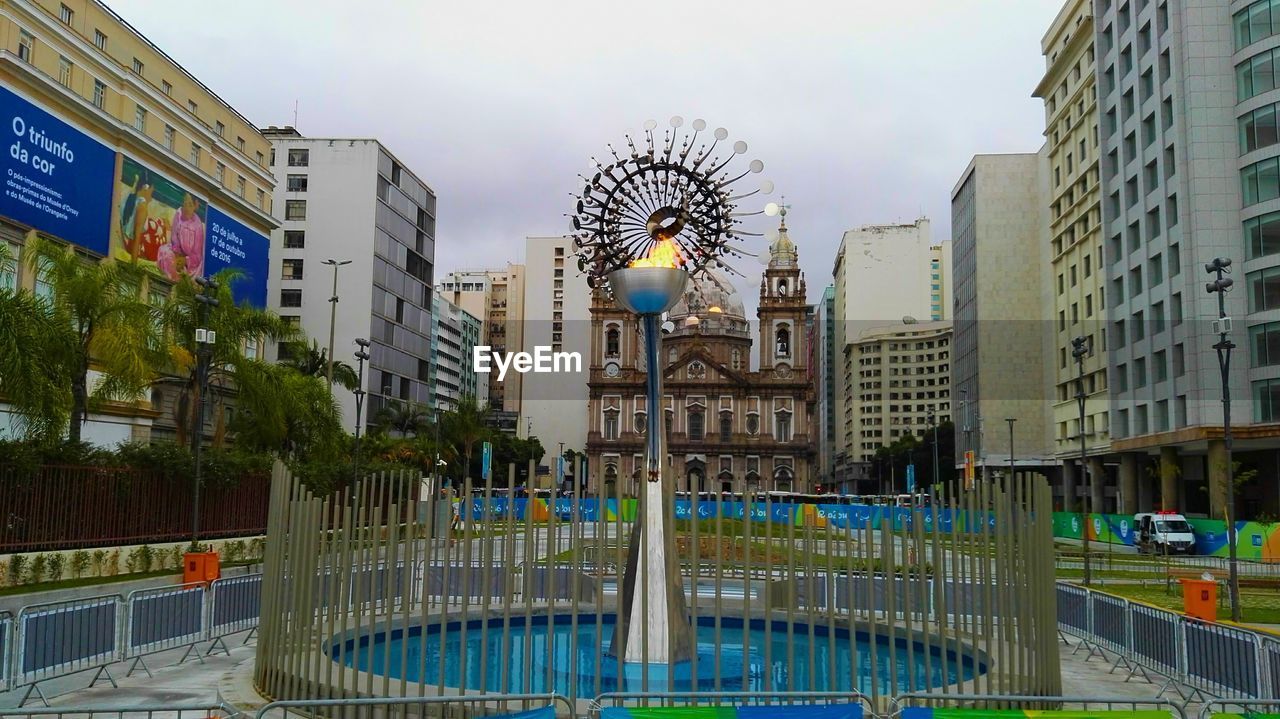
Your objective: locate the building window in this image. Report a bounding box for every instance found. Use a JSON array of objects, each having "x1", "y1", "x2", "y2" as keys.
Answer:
[
  {"x1": 131, "y1": 57, "x2": 144, "y2": 75},
  {"x1": 236, "y1": 136, "x2": 246, "y2": 152},
  {"x1": 214, "y1": 120, "x2": 225, "y2": 137},
  {"x1": 236, "y1": 176, "x2": 246, "y2": 198},
  {"x1": 17, "y1": 30, "x2": 33, "y2": 63},
  {"x1": 1249, "y1": 266, "x2": 1280, "y2": 312},
  {"x1": 1236, "y1": 1, "x2": 1280, "y2": 50},
  {"x1": 256, "y1": 188, "x2": 266, "y2": 209},
  {"x1": 604, "y1": 412, "x2": 619, "y2": 441},
  {"x1": 774, "y1": 411, "x2": 793, "y2": 442},
  {"x1": 245, "y1": 336, "x2": 259, "y2": 361},
  {"x1": 59, "y1": 4, "x2": 73, "y2": 25},
  {"x1": 133, "y1": 104, "x2": 146, "y2": 132},
  {"x1": 688, "y1": 411, "x2": 704, "y2": 441},
  {"x1": 93, "y1": 30, "x2": 107, "y2": 51},
  {"x1": 746, "y1": 413, "x2": 759, "y2": 436},
  {"x1": 215, "y1": 162, "x2": 225, "y2": 184},
  {"x1": 1242, "y1": 156, "x2": 1280, "y2": 206},
  {"x1": 57, "y1": 56, "x2": 72, "y2": 87},
  {"x1": 1240, "y1": 102, "x2": 1280, "y2": 154},
  {"x1": 282, "y1": 258, "x2": 303, "y2": 280},
  {"x1": 1246, "y1": 210, "x2": 1280, "y2": 259},
  {"x1": 285, "y1": 200, "x2": 306, "y2": 220},
  {"x1": 92, "y1": 79, "x2": 105, "y2": 109},
  {"x1": 720, "y1": 413, "x2": 732, "y2": 442},
  {"x1": 256, "y1": 151, "x2": 265, "y2": 168},
  {"x1": 1256, "y1": 377, "x2": 1280, "y2": 422},
  {"x1": 34, "y1": 256, "x2": 53, "y2": 301},
  {"x1": 1238, "y1": 47, "x2": 1280, "y2": 102},
  {"x1": 288, "y1": 149, "x2": 309, "y2": 167},
  {"x1": 286, "y1": 174, "x2": 308, "y2": 192},
  {"x1": 164, "y1": 125, "x2": 175, "y2": 150},
  {"x1": 634, "y1": 412, "x2": 646, "y2": 434},
  {"x1": 775, "y1": 325, "x2": 791, "y2": 357},
  {"x1": 189, "y1": 143, "x2": 201, "y2": 166},
  {"x1": 280, "y1": 289, "x2": 302, "y2": 307},
  {"x1": 187, "y1": 100, "x2": 198, "y2": 116},
  {"x1": 161, "y1": 80, "x2": 171, "y2": 96},
  {"x1": 1, "y1": 242, "x2": 19, "y2": 291},
  {"x1": 283, "y1": 230, "x2": 305, "y2": 249}
]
